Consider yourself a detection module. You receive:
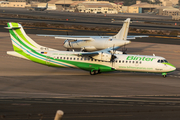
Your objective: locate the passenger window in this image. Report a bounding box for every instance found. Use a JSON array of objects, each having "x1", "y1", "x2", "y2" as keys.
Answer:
[
  {"x1": 129, "y1": 61, "x2": 131, "y2": 63},
  {"x1": 64, "y1": 57, "x2": 65, "y2": 59},
  {"x1": 136, "y1": 61, "x2": 138, "y2": 63},
  {"x1": 70, "y1": 57, "x2": 72, "y2": 60},
  {"x1": 67, "y1": 57, "x2": 69, "y2": 60},
  {"x1": 116, "y1": 60, "x2": 117, "y2": 63},
  {"x1": 81, "y1": 58, "x2": 83, "y2": 60},
  {"x1": 122, "y1": 60, "x2": 124, "y2": 63},
  {"x1": 132, "y1": 61, "x2": 134, "y2": 63},
  {"x1": 119, "y1": 60, "x2": 121, "y2": 63},
  {"x1": 77, "y1": 58, "x2": 79, "y2": 60},
  {"x1": 126, "y1": 61, "x2": 128, "y2": 63},
  {"x1": 74, "y1": 58, "x2": 76, "y2": 60}
]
